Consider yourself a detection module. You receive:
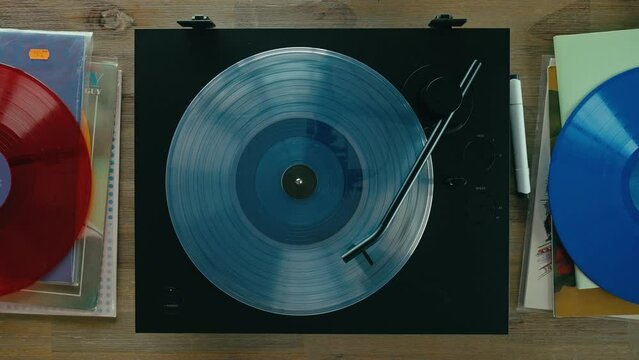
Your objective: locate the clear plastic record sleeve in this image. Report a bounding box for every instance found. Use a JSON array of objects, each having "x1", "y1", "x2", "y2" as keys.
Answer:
[
  {"x1": 0, "y1": 67, "x2": 122, "y2": 317},
  {"x1": 518, "y1": 55, "x2": 554, "y2": 312}
]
